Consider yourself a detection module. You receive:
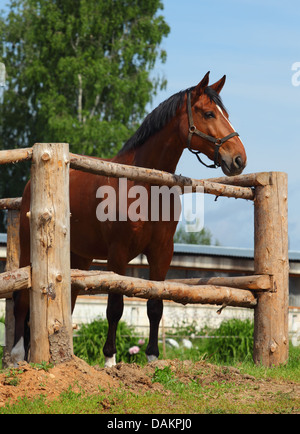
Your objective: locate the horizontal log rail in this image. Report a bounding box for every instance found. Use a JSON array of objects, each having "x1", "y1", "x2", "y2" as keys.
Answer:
[
  {"x1": 71, "y1": 270, "x2": 257, "y2": 308},
  {"x1": 1, "y1": 152, "x2": 273, "y2": 213},
  {"x1": 0, "y1": 145, "x2": 272, "y2": 189},
  {"x1": 70, "y1": 155, "x2": 254, "y2": 200},
  {"x1": 0, "y1": 146, "x2": 277, "y2": 200},
  {"x1": 167, "y1": 274, "x2": 272, "y2": 291},
  {"x1": 0, "y1": 266, "x2": 31, "y2": 298},
  {"x1": 0, "y1": 197, "x2": 22, "y2": 210},
  {"x1": 206, "y1": 172, "x2": 272, "y2": 187},
  {"x1": 1, "y1": 148, "x2": 280, "y2": 207},
  {"x1": 0, "y1": 267, "x2": 271, "y2": 297},
  {"x1": 0, "y1": 148, "x2": 33, "y2": 164},
  {"x1": 0, "y1": 267, "x2": 257, "y2": 308}
]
